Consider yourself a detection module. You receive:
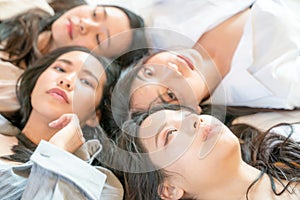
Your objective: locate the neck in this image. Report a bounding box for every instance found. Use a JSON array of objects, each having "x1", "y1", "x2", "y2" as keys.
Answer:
[
  {"x1": 21, "y1": 110, "x2": 58, "y2": 145},
  {"x1": 195, "y1": 162, "x2": 269, "y2": 200},
  {"x1": 195, "y1": 8, "x2": 251, "y2": 77},
  {"x1": 196, "y1": 55, "x2": 223, "y2": 100},
  {"x1": 195, "y1": 161, "x2": 297, "y2": 200}
]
